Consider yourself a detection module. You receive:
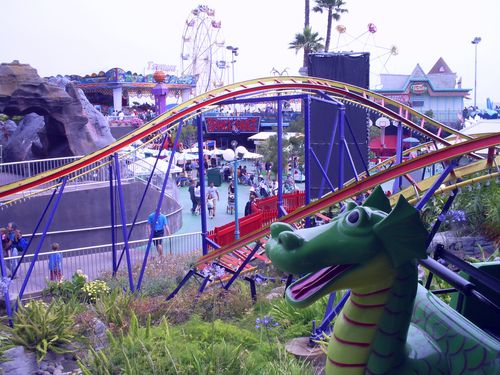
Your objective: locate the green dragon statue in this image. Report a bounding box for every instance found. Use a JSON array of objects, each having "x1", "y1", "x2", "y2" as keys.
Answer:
[{"x1": 266, "y1": 186, "x2": 500, "y2": 374}]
